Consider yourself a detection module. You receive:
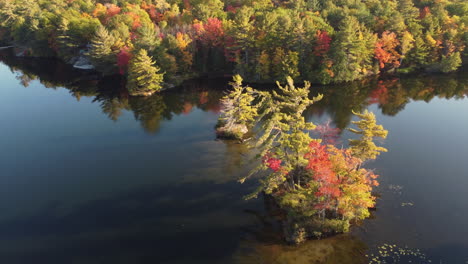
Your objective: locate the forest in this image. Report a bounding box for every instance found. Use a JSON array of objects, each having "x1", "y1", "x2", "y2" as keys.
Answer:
[{"x1": 0, "y1": 0, "x2": 467, "y2": 94}]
